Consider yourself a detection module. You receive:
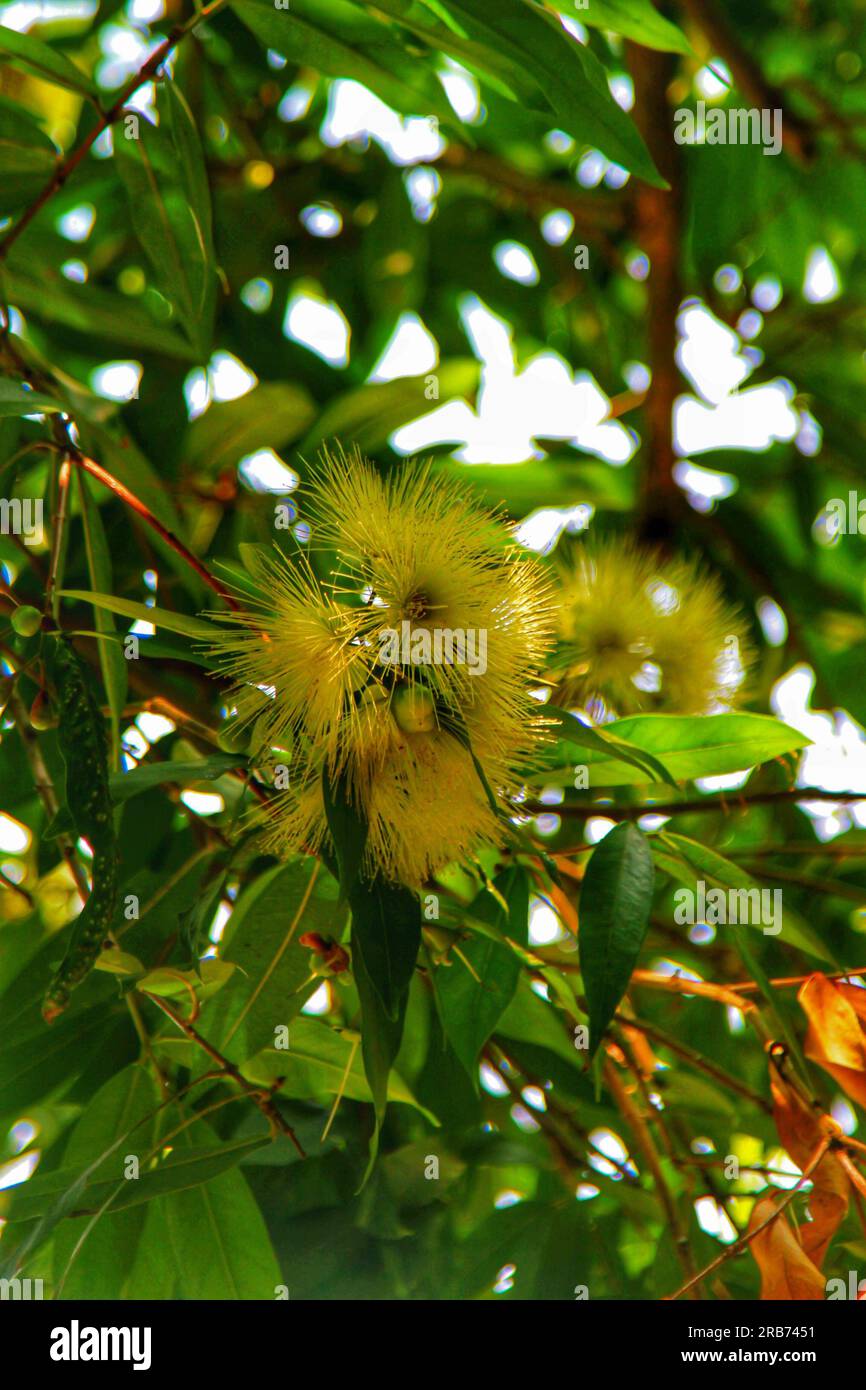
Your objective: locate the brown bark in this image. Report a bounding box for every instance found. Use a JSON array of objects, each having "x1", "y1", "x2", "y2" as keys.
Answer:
[{"x1": 626, "y1": 44, "x2": 686, "y2": 544}]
